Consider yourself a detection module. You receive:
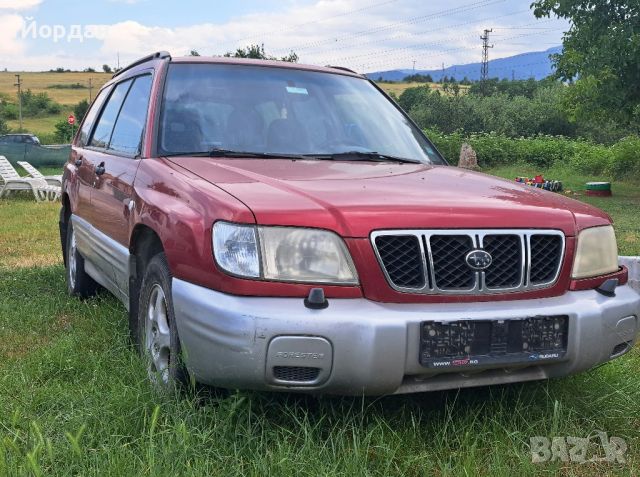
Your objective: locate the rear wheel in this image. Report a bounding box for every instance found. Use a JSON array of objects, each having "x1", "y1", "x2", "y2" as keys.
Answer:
[
  {"x1": 138, "y1": 253, "x2": 187, "y2": 391},
  {"x1": 65, "y1": 221, "x2": 99, "y2": 297}
]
